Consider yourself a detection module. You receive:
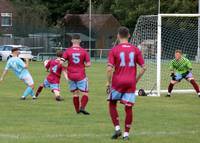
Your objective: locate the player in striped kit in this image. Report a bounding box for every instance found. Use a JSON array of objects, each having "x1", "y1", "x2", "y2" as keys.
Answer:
[{"x1": 166, "y1": 50, "x2": 200, "y2": 97}]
